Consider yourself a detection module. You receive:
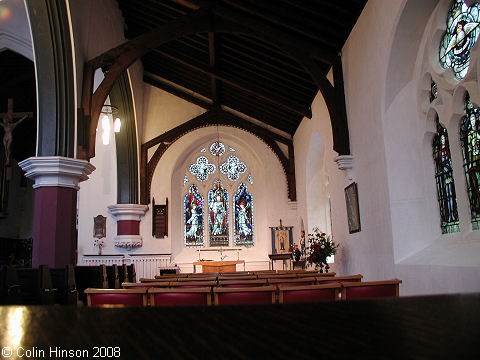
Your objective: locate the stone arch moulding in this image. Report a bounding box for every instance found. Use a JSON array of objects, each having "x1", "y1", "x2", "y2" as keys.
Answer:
[
  {"x1": 140, "y1": 108, "x2": 296, "y2": 204},
  {"x1": 79, "y1": 7, "x2": 350, "y2": 161}
]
